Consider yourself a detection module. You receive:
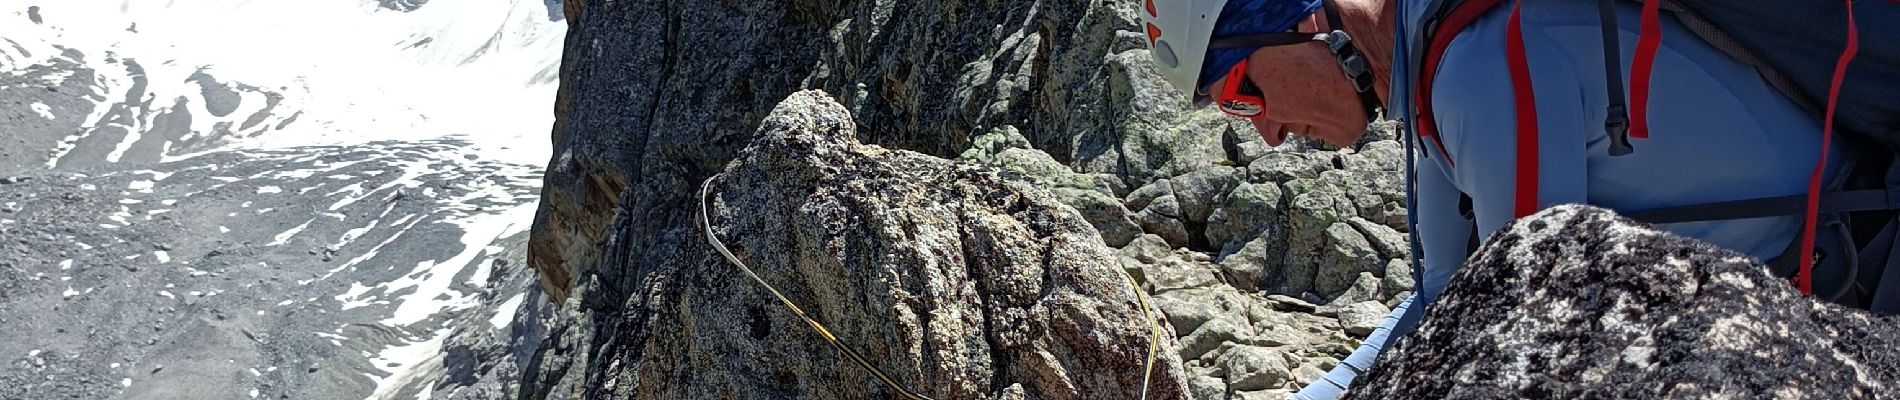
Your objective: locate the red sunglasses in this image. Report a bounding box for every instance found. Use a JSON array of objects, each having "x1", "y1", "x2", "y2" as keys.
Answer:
[{"x1": 1215, "y1": 59, "x2": 1266, "y2": 118}]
